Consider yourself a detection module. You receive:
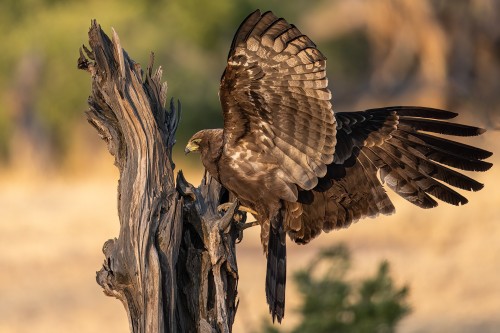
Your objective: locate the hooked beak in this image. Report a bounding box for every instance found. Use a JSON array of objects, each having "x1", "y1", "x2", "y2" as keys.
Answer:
[{"x1": 184, "y1": 141, "x2": 199, "y2": 155}]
